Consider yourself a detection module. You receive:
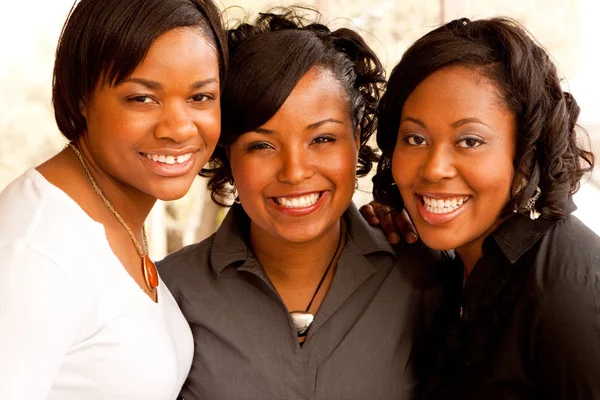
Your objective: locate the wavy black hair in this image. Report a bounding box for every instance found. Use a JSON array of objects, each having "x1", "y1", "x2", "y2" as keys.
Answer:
[
  {"x1": 373, "y1": 17, "x2": 594, "y2": 219},
  {"x1": 201, "y1": 8, "x2": 386, "y2": 206},
  {"x1": 53, "y1": 0, "x2": 228, "y2": 141}
]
